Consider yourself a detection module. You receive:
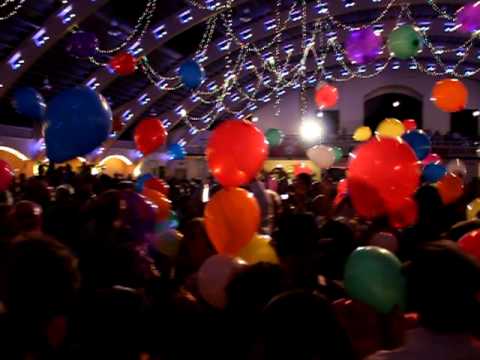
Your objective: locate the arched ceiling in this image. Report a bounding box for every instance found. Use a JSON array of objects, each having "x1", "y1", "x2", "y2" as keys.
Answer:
[{"x1": 0, "y1": 0, "x2": 475, "y2": 151}]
